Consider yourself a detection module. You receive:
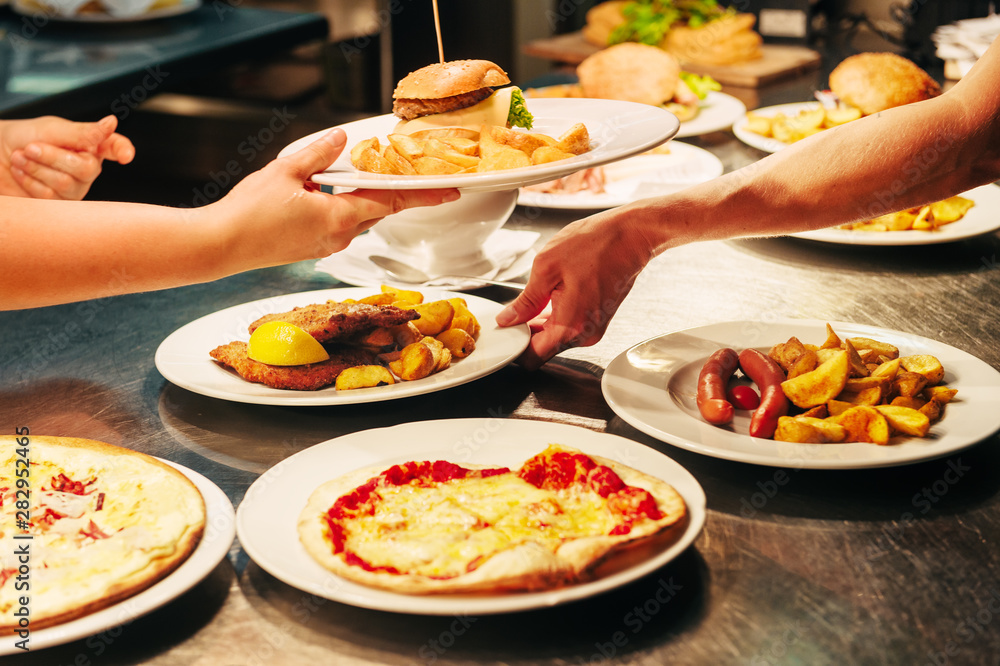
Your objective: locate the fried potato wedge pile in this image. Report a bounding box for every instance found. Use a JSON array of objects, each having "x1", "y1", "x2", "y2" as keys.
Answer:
[
  {"x1": 770, "y1": 324, "x2": 954, "y2": 445},
  {"x1": 337, "y1": 287, "x2": 480, "y2": 388},
  {"x1": 744, "y1": 103, "x2": 861, "y2": 144},
  {"x1": 350, "y1": 124, "x2": 591, "y2": 176},
  {"x1": 838, "y1": 196, "x2": 975, "y2": 232}
]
